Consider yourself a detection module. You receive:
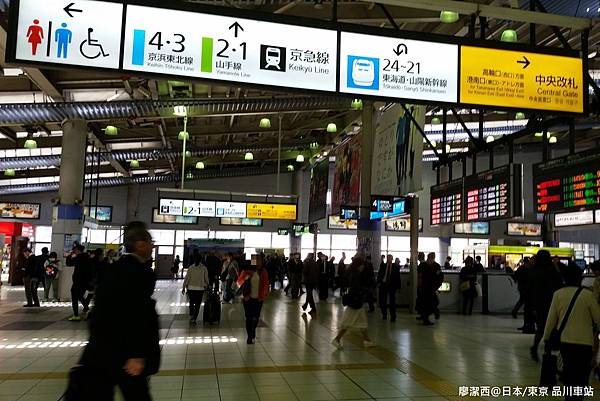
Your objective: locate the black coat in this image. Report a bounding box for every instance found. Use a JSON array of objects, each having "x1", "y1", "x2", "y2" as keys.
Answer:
[
  {"x1": 23, "y1": 255, "x2": 37, "y2": 278},
  {"x1": 66, "y1": 253, "x2": 92, "y2": 289},
  {"x1": 81, "y1": 254, "x2": 160, "y2": 375},
  {"x1": 377, "y1": 262, "x2": 401, "y2": 289}
]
